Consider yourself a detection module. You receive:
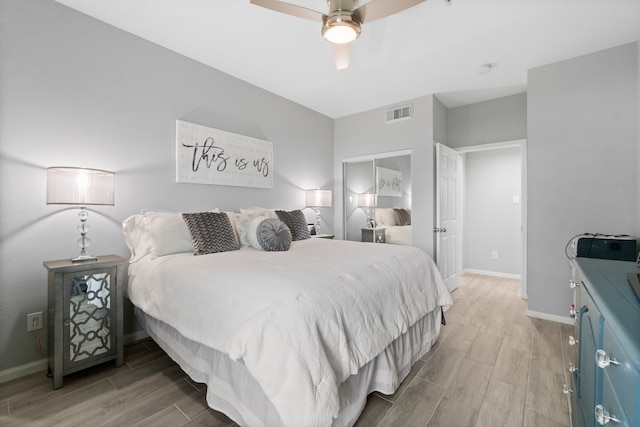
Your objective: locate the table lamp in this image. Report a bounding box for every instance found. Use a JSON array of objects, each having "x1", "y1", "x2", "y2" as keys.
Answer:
[
  {"x1": 46, "y1": 167, "x2": 115, "y2": 262},
  {"x1": 305, "y1": 189, "x2": 332, "y2": 235},
  {"x1": 358, "y1": 193, "x2": 376, "y2": 228}
]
